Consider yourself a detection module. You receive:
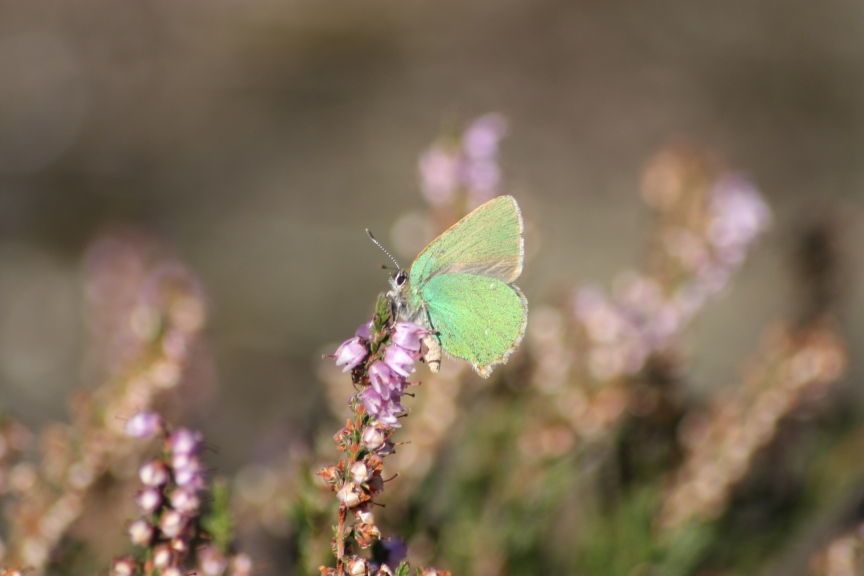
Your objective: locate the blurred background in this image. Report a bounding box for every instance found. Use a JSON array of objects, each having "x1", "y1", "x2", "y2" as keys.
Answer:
[{"x1": 1, "y1": 1, "x2": 864, "y2": 574}]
